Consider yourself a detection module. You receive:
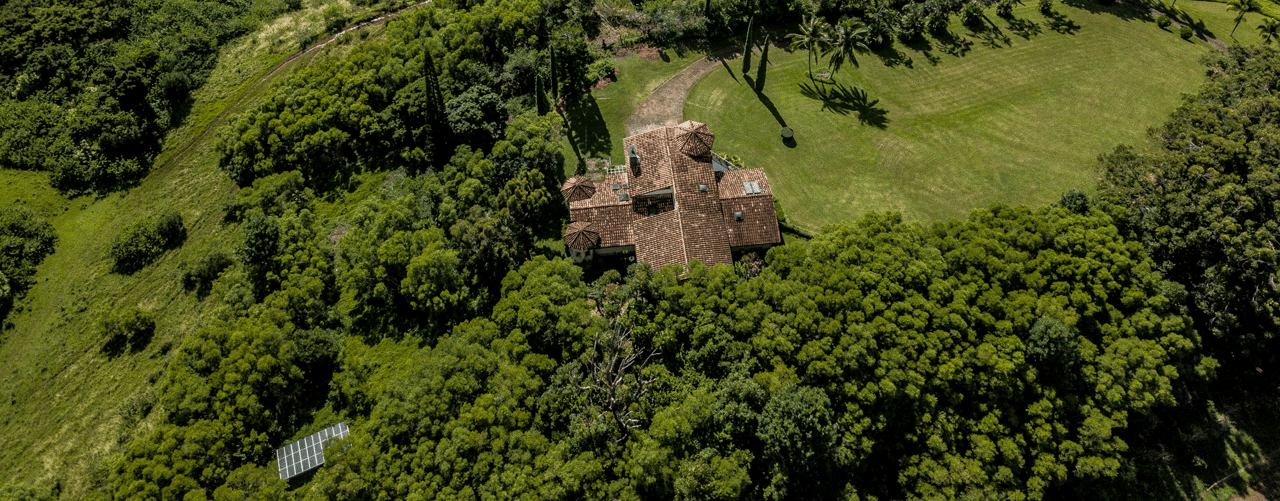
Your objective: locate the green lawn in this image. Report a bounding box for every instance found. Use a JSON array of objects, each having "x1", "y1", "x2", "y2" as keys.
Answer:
[
  {"x1": 686, "y1": 1, "x2": 1229, "y2": 231},
  {"x1": 560, "y1": 49, "x2": 705, "y2": 176}
]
